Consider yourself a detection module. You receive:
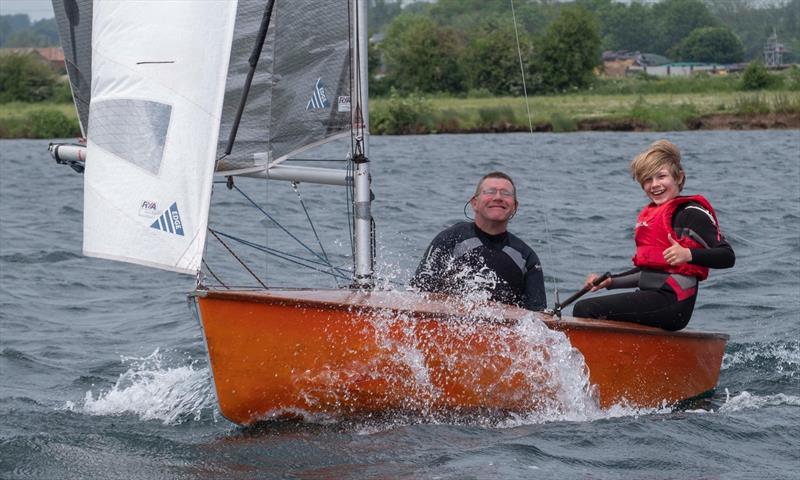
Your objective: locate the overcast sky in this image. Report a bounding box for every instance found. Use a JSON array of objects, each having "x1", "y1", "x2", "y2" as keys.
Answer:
[
  {"x1": 0, "y1": 0, "x2": 54, "y2": 21},
  {"x1": 0, "y1": 0, "x2": 789, "y2": 23}
]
